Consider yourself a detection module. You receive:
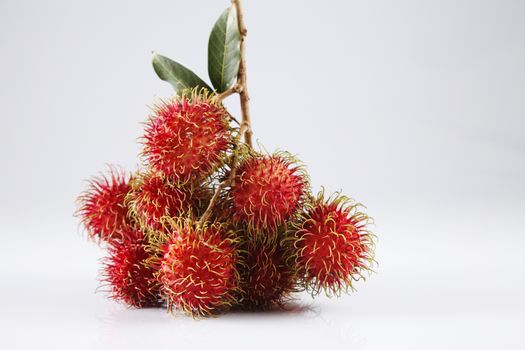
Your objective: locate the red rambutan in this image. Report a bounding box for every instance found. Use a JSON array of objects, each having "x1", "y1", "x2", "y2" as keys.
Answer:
[
  {"x1": 142, "y1": 89, "x2": 232, "y2": 184},
  {"x1": 102, "y1": 230, "x2": 160, "y2": 307},
  {"x1": 289, "y1": 192, "x2": 375, "y2": 296},
  {"x1": 157, "y1": 220, "x2": 240, "y2": 316},
  {"x1": 127, "y1": 172, "x2": 209, "y2": 232},
  {"x1": 77, "y1": 168, "x2": 134, "y2": 242},
  {"x1": 239, "y1": 242, "x2": 296, "y2": 309},
  {"x1": 230, "y1": 152, "x2": 308, "y2": 238}
]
